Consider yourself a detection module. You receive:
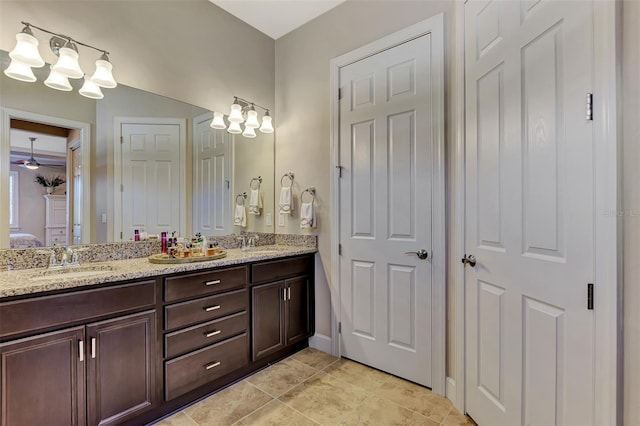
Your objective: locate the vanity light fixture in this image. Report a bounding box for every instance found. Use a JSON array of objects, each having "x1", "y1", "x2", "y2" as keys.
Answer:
[
  {"x1": 212, "y1": 96, "x2": 274, "y2": 137},
  {"x1": 4, "y1": 21, "x2": 117, "y2": 99}
]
